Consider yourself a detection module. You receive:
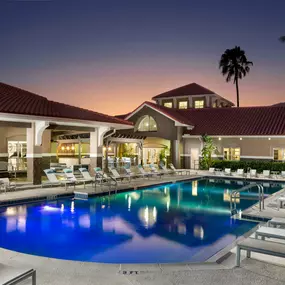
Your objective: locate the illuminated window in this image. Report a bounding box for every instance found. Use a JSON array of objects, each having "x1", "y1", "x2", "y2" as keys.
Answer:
[
  {"x1": 223, "y1": 148, "x2": 240, "y2": 161},
  {"x1": 212, "y1": 100, "x2": 217, "y2": 108},
  {"x1": 163, "y1": 102, "x2": 173, "y2": 108},
  {"x1": 178, "y1": 101, "x2": 188, "y2": 109},
  {"x1": 273, "y1": 149, "x2": 285, "y2": 161},
  {"x1": 194, "y1": 100, "x2": 204, "y2": 109},
  {"x1": 137, "y1": 116, "x2": 157, "y2": 132}
]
